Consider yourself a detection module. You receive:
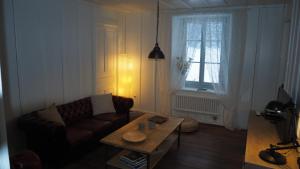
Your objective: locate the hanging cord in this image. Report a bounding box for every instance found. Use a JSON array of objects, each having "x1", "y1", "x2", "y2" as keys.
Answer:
[{"x1": 156, "y1": 0, "x2": 159, "y2": 44}]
